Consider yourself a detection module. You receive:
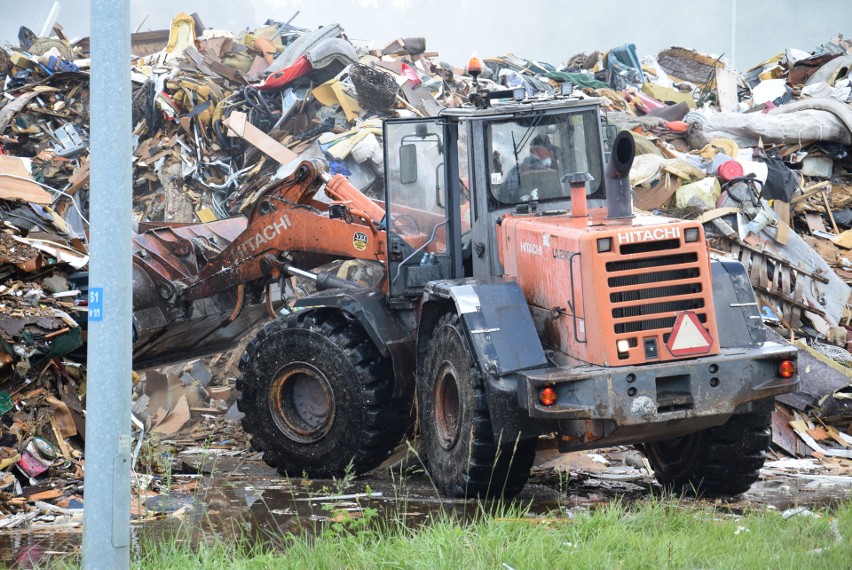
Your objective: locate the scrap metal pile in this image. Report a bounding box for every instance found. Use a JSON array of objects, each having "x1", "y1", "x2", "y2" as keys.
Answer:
[{"x1": 0, "y1": 11, "x2": 851, "y2": 520}]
